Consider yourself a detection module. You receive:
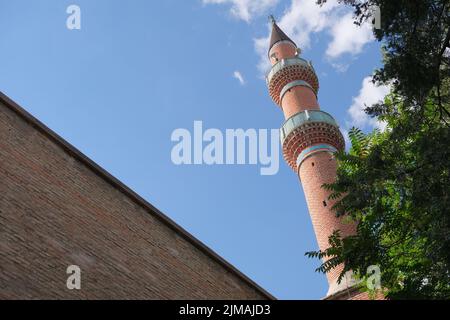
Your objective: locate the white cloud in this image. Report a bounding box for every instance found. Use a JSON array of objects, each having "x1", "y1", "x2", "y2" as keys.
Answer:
[
  {"x1": 233, "y1": 70, "x2": 246, "y2": 85},
  {"x1": 340, "y1": 128, "x2": 351, "y2": 150},
  {"x1": 330, "y1": 62, "x2": 350, "y2": 73},
  {"x1": 326, "y1": 13, "x2": 373, "y2": 59},
  {"x1": 203, "y1": 0, "x2": 376, "y2": 72},
  {"x1": 254, "y1": 0, "x2": 340, "y2": 74},
  {"x1": 253, "y1": 0, "x2": 374, "y2": 73},
  {"x1": 347, "y1": 77, "x2": 390, "y2": 130},
  {"x1": 202, "y1": 0, "x2": 279, "y2": 22}
]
